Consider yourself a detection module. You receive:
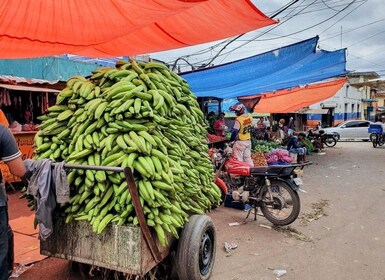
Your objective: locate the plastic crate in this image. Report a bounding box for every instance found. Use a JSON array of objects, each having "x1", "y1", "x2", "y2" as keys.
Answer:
[{"x1": 368, "y1": 124, "x2": 383, "y2": 134}]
